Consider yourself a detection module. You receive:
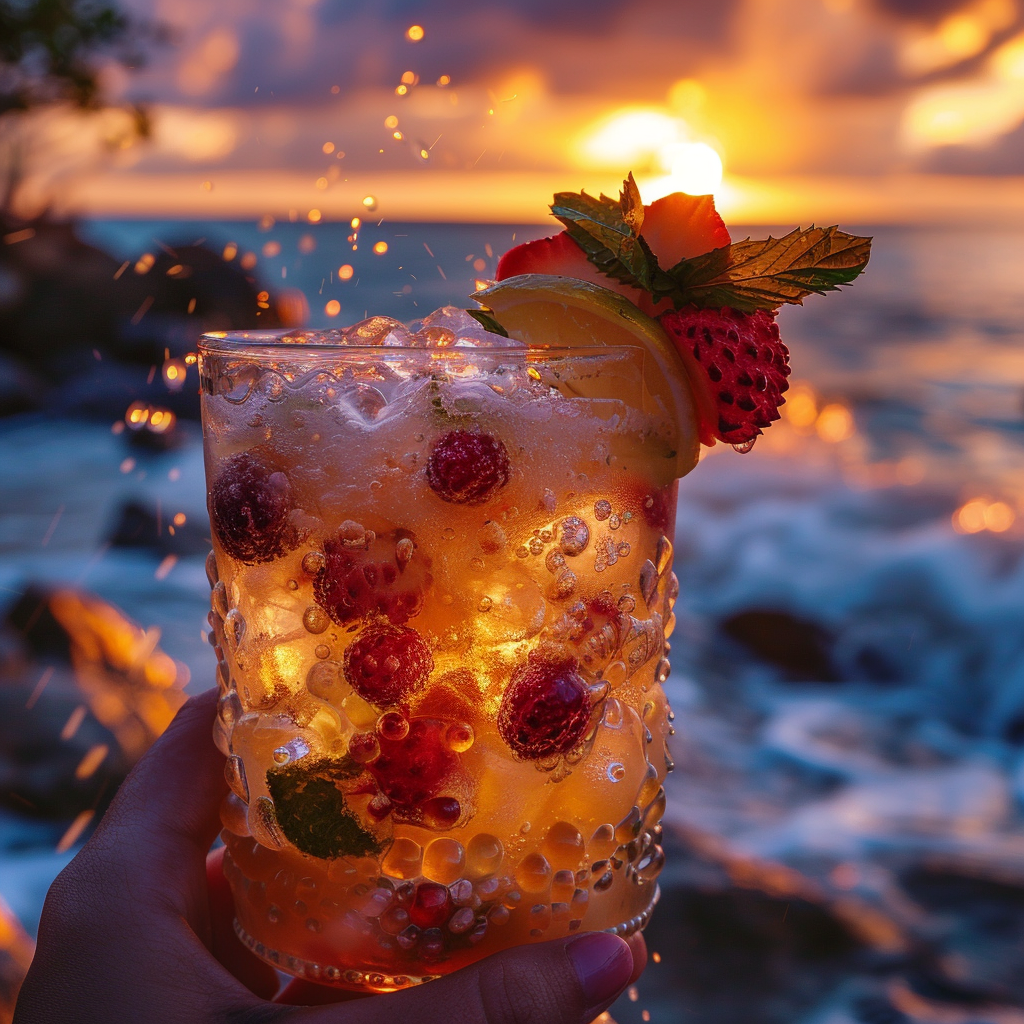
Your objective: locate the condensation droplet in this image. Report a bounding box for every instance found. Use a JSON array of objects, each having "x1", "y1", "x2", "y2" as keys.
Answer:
[
  {"x1": 442, "y1": 526, "x2": 456, "y2": 541},
  {"x1": 301, "y1": 551, "x2": 325, "y2": 576},
  {"x1": 617, "y1": 542, "x2": 630, "y2": 557},
  {"x1": 656, "y1": 658, "x2": 671, "y2": 683},
  {"x1": 608, "y1": 513, "x2": 621, "y2": 530},
  {"x1": 225, "y1": 608, "x2": 246, "y2": 647},
  {"x1": 515, "y1": 546, "x2": 530, "y2": 559},
  {"x1": 733, "y1": 437, "x2": 757, "y2": 454},
  {"x1": 477, "y1": 596, "x2": 492, "y2": 612},
  {"x1": 528, "y1": 537, "x2": 544, "y2": 556},
  {"x1": 607, "y1": 762, "x2": 626, "y2": 782},
  {"x1": 287, "y1": 579, "x2": 298, "y2": 590},
  {"x1": 303, "y1": 605, "x2": 330, "y2": 634},
  {"x1": 315, "y1": 644, "x2": 331, "y2": 659},
  {"x1": 594, "y1": 499, "x2": 612, "y2": 521}
]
